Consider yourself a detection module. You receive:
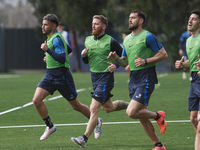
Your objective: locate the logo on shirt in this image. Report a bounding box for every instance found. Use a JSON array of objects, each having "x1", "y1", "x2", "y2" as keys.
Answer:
[
  {"x1": 100, "y1": 43, "x2": 105, "y2": 48},
  {"x1": 189, "y1": 47, "x2": 194, "y2": 50},
  {"x1": 91, "y1": 48, "x2": 96, "y2": 50},
  {"x1": 129, "y1": 44, "x2": 134, "y2": 48}
]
